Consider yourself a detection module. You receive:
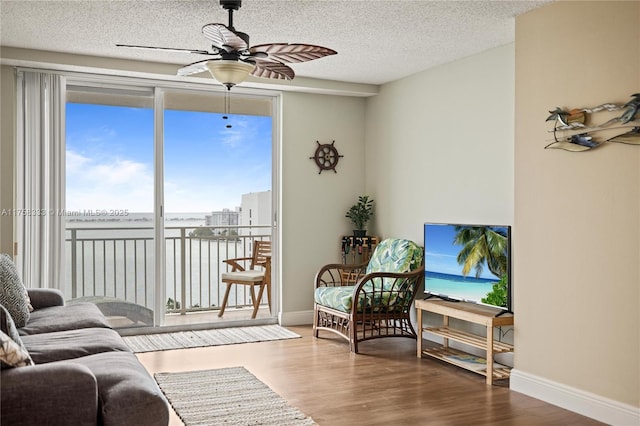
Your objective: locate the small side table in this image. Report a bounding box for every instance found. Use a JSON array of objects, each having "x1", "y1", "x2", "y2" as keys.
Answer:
[
  {"x1": 340, "y1": 235, "x2": 378, "y2": 283},
  {"x1": 416, "y1": 298, "x2": 514, "y2": 385}
]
